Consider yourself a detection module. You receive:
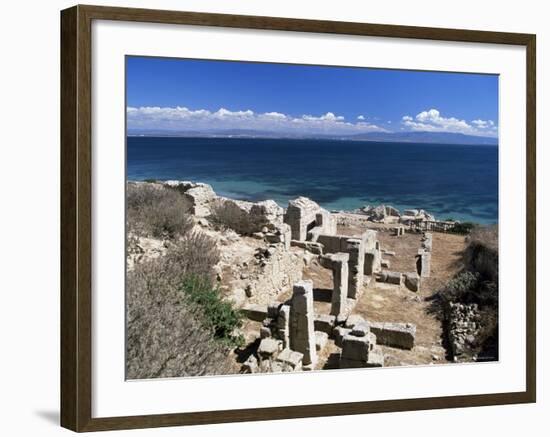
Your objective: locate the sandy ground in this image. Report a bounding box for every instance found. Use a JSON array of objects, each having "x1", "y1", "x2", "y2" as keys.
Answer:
[{"x1": 238, "y1": 220, "x2": 467, "y2": 369}]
